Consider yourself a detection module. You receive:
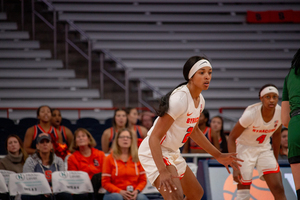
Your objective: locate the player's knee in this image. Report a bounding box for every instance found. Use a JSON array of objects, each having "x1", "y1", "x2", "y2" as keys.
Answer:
[
  {"x1": 236, "y1": 189, "x2": 250, "y2": 200},
  {"x1": 185, "y1": 185, "x2": 204, "y2": 200}
]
